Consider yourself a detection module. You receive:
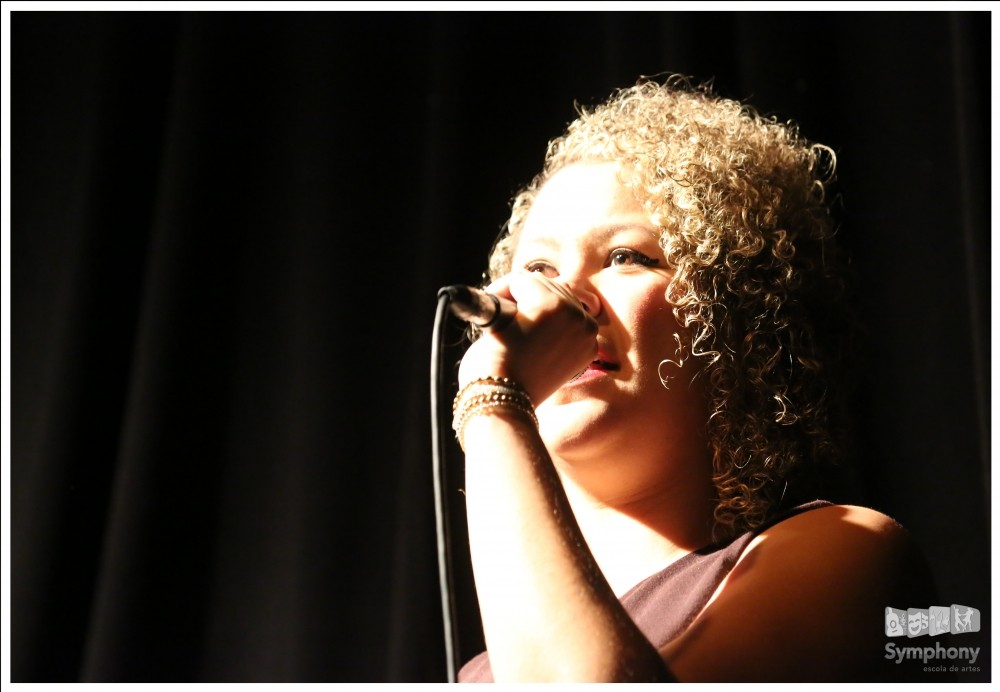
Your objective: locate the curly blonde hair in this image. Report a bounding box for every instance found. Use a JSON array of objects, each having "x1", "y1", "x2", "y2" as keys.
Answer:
[{"x1": 486, "y1": 77, "x2": 853, "y2": 540}]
